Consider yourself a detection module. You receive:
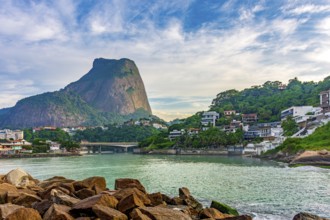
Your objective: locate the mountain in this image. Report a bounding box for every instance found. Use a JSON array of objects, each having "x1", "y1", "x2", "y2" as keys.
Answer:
[{"x1": 0, "y1": 58, "x2": 152, "y2": 128}]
